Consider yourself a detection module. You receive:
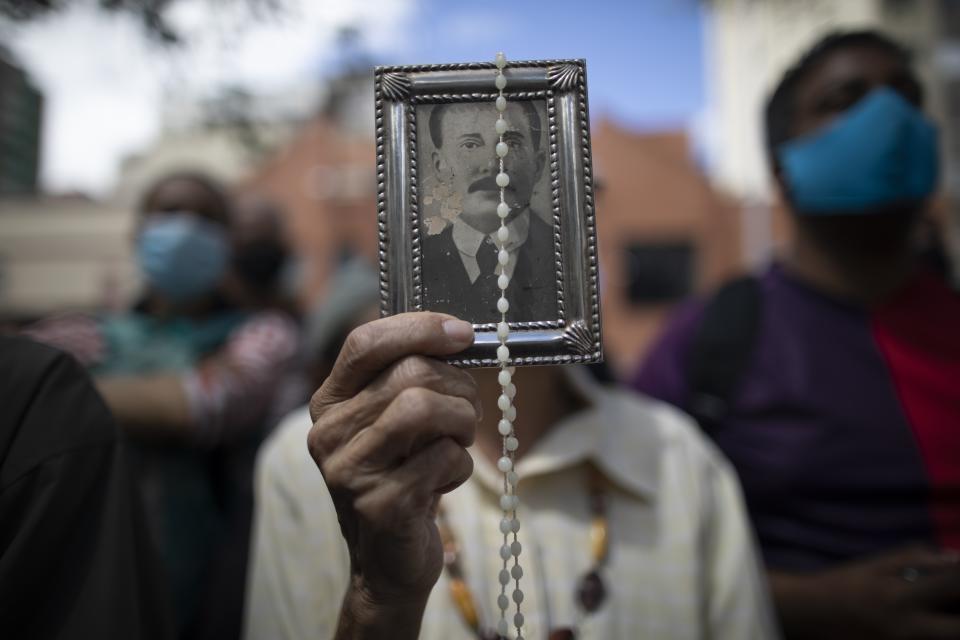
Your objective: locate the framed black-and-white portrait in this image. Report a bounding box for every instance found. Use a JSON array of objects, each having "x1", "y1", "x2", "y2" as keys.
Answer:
[{"x1": 375, "y1": 59, "x2": 601, "y2": 367}]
